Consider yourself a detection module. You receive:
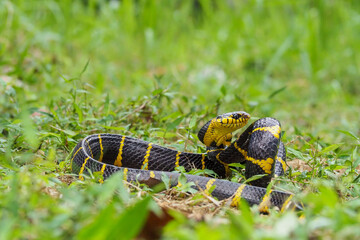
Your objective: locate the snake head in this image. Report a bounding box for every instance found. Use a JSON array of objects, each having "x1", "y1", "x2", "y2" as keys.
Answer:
[{"x1": 198, "y1": 111, "x2": 250, "y2": 147}]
